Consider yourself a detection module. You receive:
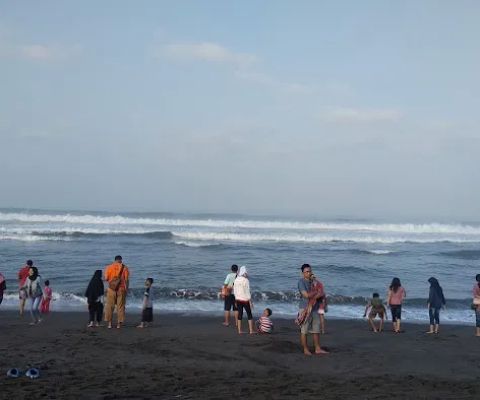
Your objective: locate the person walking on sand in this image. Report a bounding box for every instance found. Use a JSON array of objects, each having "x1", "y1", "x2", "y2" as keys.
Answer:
[
  {"x1": 85, "y1": 270, "x2": 105, "y2": 328},
  {"x1": 426, "y1": 277, "x2": 446, "y2": 334},
  {"x1": 18, "y1": 260, "x2": 33, "y2": 315},
  {"x1": 233, "y1": 266, "x2": 254, "y2": 334},
  {"x1": 387, "y1": 277, "x2": 406, "y2": 333},
  {"x1": 21, "y1": 266, "x2": 46, "y2": 325},
  {"x1": 296, "y1": 264, "x2": 328, "y2": 355},
  {"x1": 472, "y1": 274, "x2": 480, "y2": 337},
  {"x1": 104, "y1": 255, "x2": 130, "y2": 329},
  {"x1": 222, "y1": 264, "x2": 238, "y2": 327}
]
